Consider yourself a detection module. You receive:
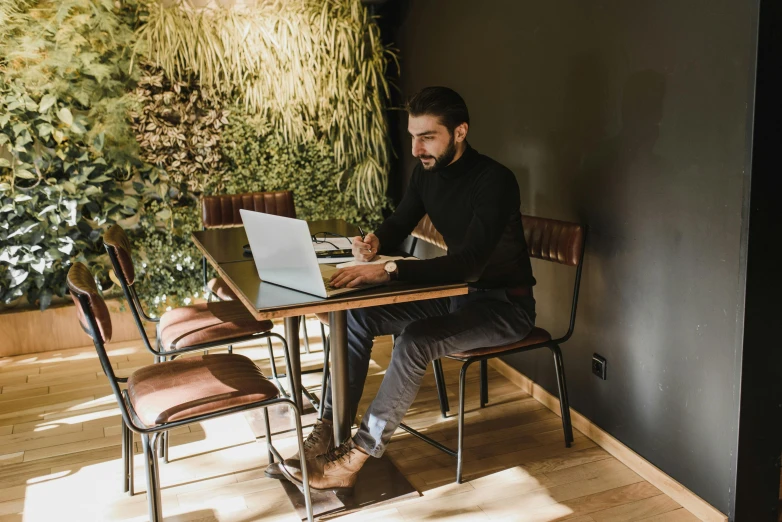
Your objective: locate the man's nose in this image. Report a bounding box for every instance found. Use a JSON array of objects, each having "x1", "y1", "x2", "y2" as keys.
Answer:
[{"x1": 412, "y1": 140, "x2": 425, "y2": 157}]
